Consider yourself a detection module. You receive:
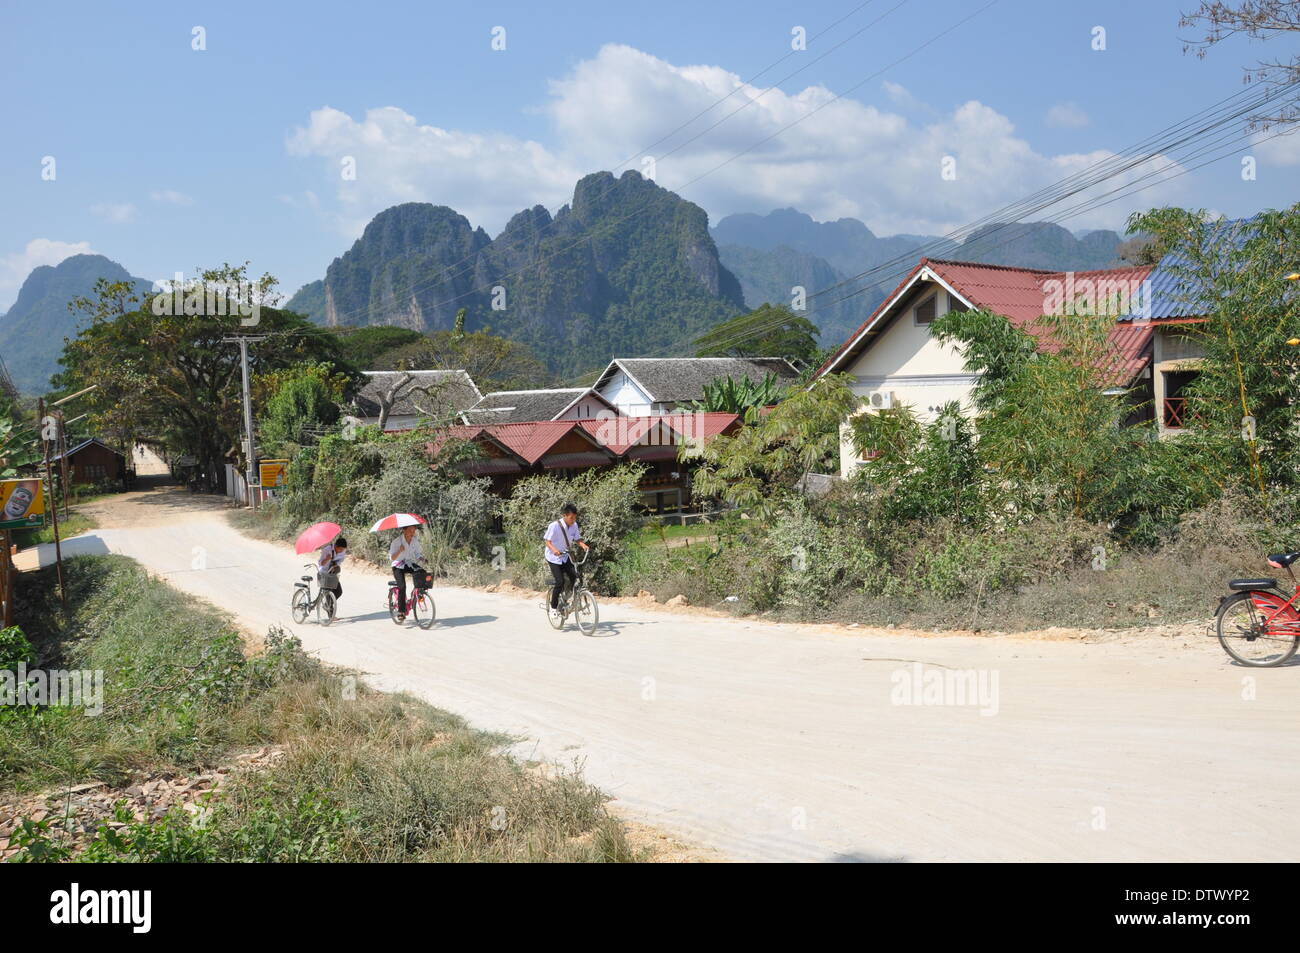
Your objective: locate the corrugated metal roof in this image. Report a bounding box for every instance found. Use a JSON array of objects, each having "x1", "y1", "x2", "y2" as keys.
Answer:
[
  {"x1": 818, "y1": 257, "x2": 1170, "y2": 385},
  {"x1": 480, "y1": 421, "x2": 582, "y2": 465}
]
